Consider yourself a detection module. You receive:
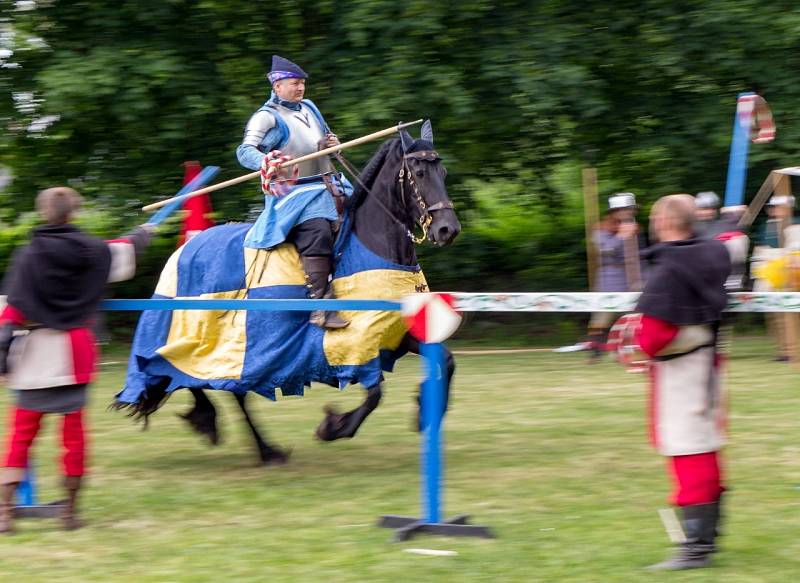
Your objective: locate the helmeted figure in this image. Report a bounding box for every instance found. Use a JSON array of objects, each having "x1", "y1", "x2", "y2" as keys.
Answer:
[
  {"x1": 594, "y1": 193, "x2": 642, "y2": 293},
  {"x1": 586, "y1": 192, "x2": 645, "y2": 360},
  {"x1": 693, "y1": 191, "x2": 722, "y2": 239},
  {"x1": 693, "y1": 191, "x2": 749, "y2": 290},
  {"x1": 236, "y1": 55, "x2": 351, "y2": 328}
]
